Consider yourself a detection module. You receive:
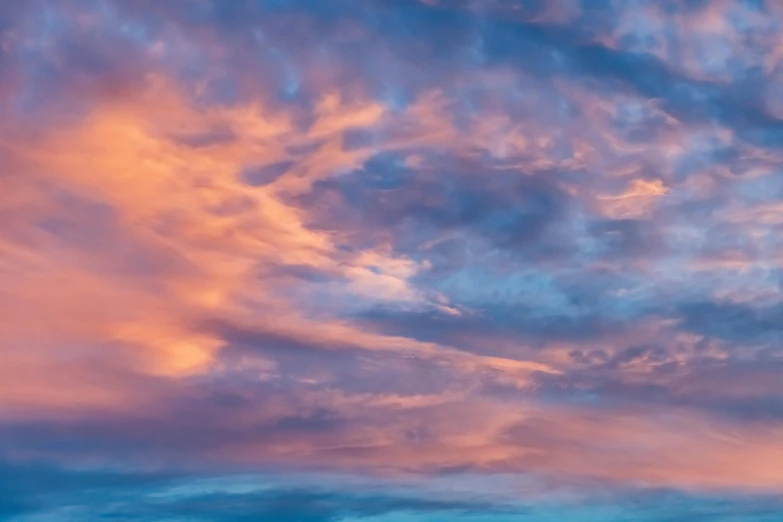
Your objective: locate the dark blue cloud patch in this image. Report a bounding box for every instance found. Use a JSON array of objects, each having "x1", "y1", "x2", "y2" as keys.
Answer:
[
  {"x1": 356, "y1": 151, "x2": 415, "y2": 190},
  {"x1": 677, "y1": 300, "x2": 783, "y2": 343},
  {"x1": 587, "y1": 218, "x2": 663, "y2": 260},
  {"x1": 172, "y1": 126, "x2": 238, "y2": 148},
  {"x1": 241, "y1": 161, "x2": 295, "y2": 186},
  {"x1": 356, "y1": 303, "x2": 622, "y2": 358},
  {"x1": 305, "y1": 153, "x2": 576, "y2": 263},
  {"x1": 212, "y1": 320, "x2": 461, "y2": 397},
  {"x1": 275, "y1": 408, "x2": 344, "y2": 434},
  {"x1": 4, "y1": 1, "x2": 157, "y2": 120},
  {"x1": 610, "y1": 100, "x2": 671, "y2": 144}
]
